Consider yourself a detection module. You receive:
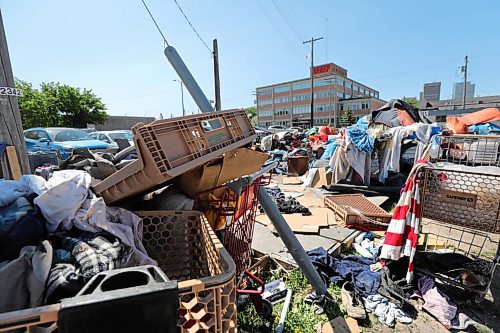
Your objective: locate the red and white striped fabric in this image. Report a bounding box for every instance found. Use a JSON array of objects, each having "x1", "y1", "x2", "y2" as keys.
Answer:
[{"x1": 380, "y1": 161, "x2": 429, "y2": 283}]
